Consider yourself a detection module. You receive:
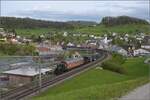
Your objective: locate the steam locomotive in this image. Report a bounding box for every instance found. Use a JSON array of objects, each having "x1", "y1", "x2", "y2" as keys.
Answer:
[{"x1": 54, "y1": 53, "x2": 100, "y2": 75}]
